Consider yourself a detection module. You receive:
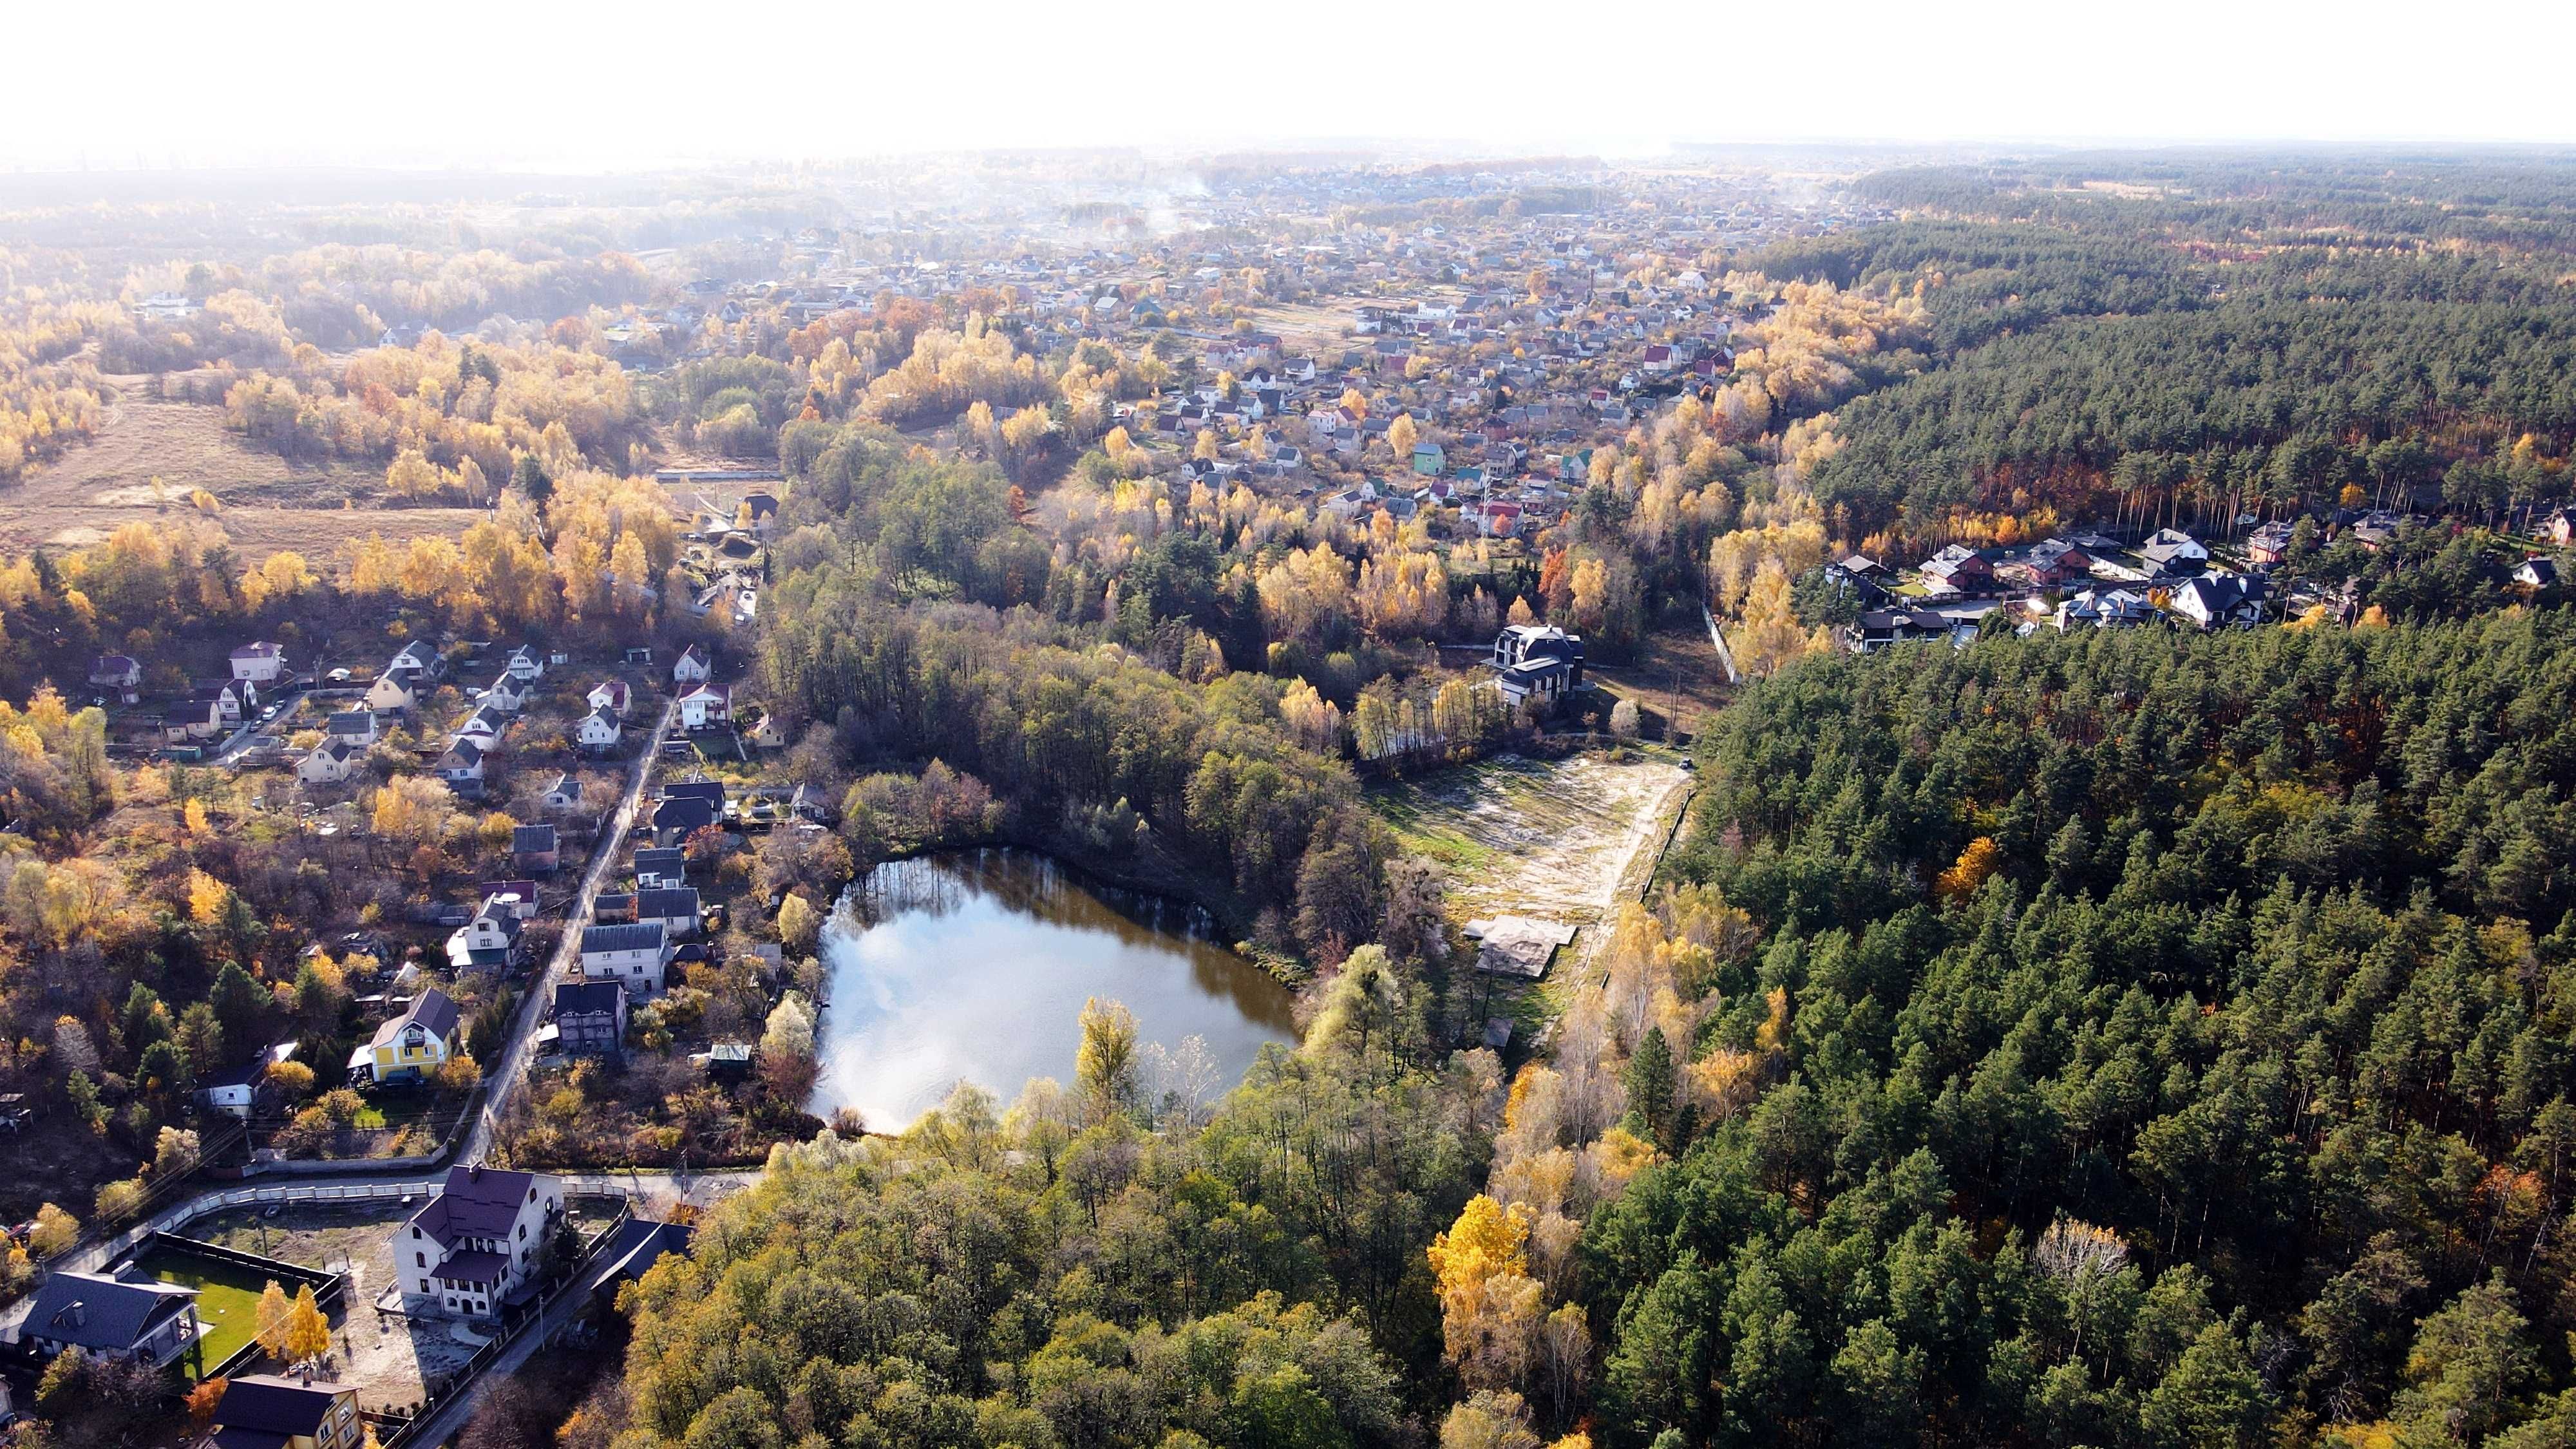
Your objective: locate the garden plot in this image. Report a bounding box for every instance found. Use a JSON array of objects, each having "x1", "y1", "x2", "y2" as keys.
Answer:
[{"x1": 1367, "y1": 752, "x2": 1694, "y2": 943}]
